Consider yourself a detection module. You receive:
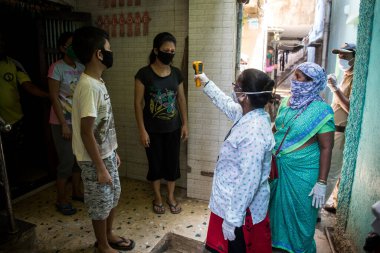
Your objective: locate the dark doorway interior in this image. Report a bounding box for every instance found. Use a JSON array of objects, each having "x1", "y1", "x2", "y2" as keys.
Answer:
[{"x1": 0, "y1": 3, "x2": 53, "y2": 200}]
